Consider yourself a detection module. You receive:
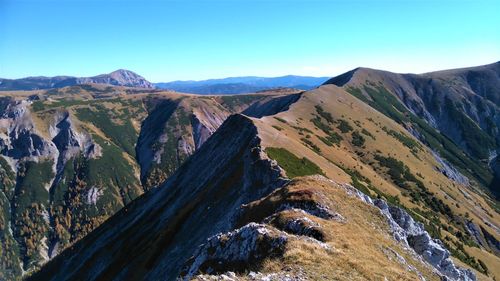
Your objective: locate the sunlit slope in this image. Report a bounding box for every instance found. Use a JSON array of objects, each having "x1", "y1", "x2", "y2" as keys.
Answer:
[{"x1": 255, "y1": 84, "x2": 499, "y2": 278}]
